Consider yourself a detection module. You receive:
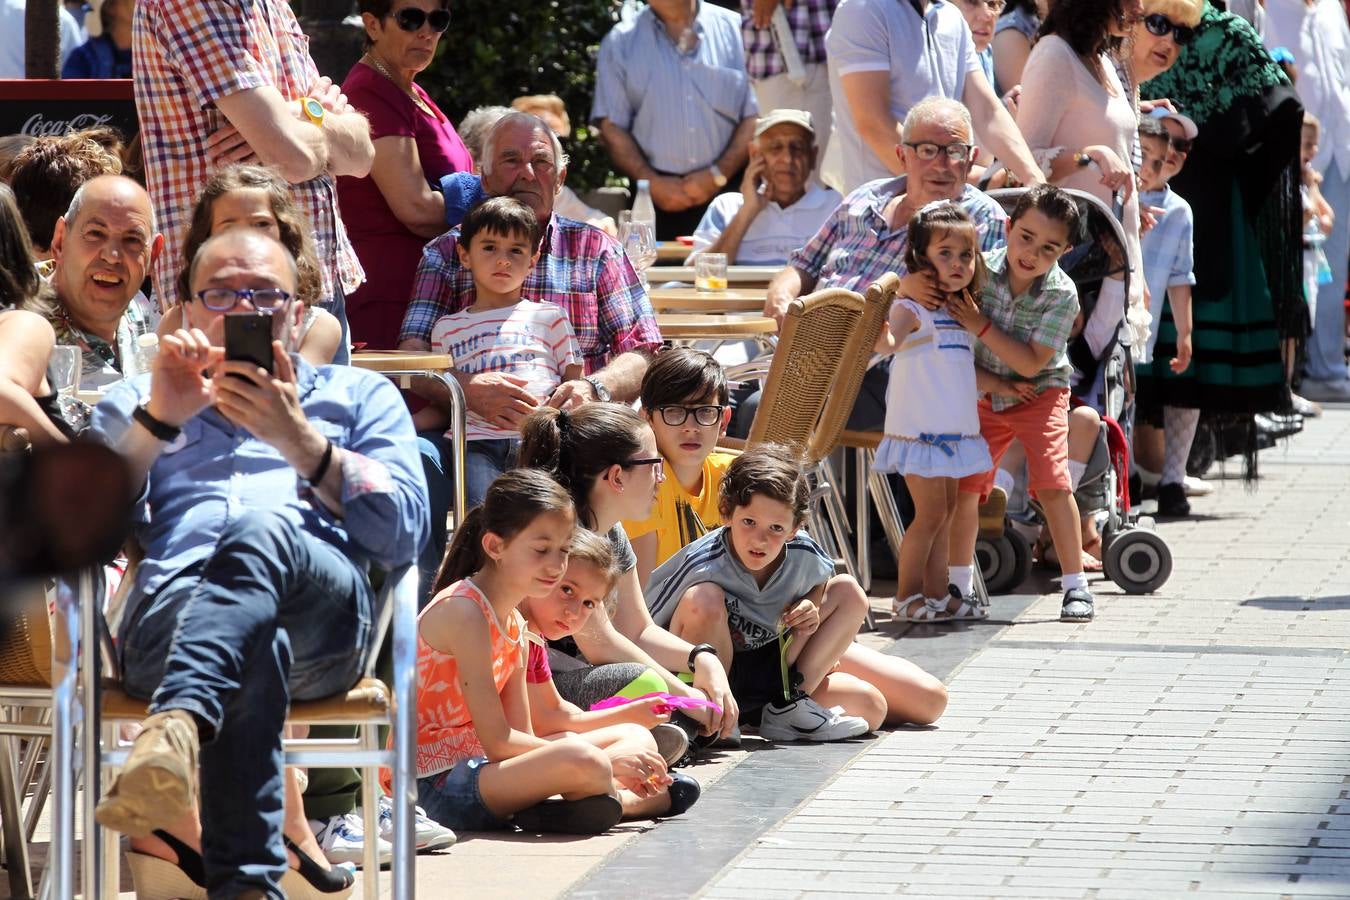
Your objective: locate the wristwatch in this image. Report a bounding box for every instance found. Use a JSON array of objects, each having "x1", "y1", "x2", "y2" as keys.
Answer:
[
  {"x1": 709, "y1": 164, "x2": 728, "y2": 188},
  {"x1": 583, "y1": 375, "x2": 611, "y2": 402},
  {"x1": 300, "y1": 97, "x2": 326, "y2": 127},
  {"x1": 687, "y1": 643, "x2": 718, "y2": 673},
  {"x1": 1073, "y1": 151, "x2": 1093, "y2": 167}
]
